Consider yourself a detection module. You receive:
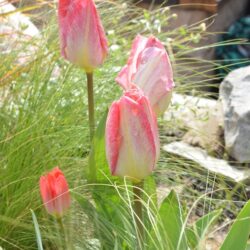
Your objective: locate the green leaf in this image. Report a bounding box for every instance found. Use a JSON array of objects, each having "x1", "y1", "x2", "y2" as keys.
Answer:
[
  {"x1": 31, "y1": 209, "x2": 43, "y2": 250},
  {"x1": 195, "y1": 209, "x2": 222, "y2": 239},
  {"x1": 143, "y1": 176, "x2": 158, "y2": 234},
  {"x1": 187, "y1": 209, "x2": 222, "y2": 249},
  {"x1": 88, "y1": 109, "x2": 109, "y2": 182},
  {"x1": 158, "y1": 190, "x2": 188, "y2": 250},
  {"x1": 186, "y1": 227, "x2": 197, "y2": 249},
  {"x1": 73, "y1": 189, "x2": 125, "y2": 249},
  {"x1": 144, "y1": 175, "x2": 157, "y2": 206},
  {"x1": 220, "y1": 200, "x2": 250, "y2": 250}
]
